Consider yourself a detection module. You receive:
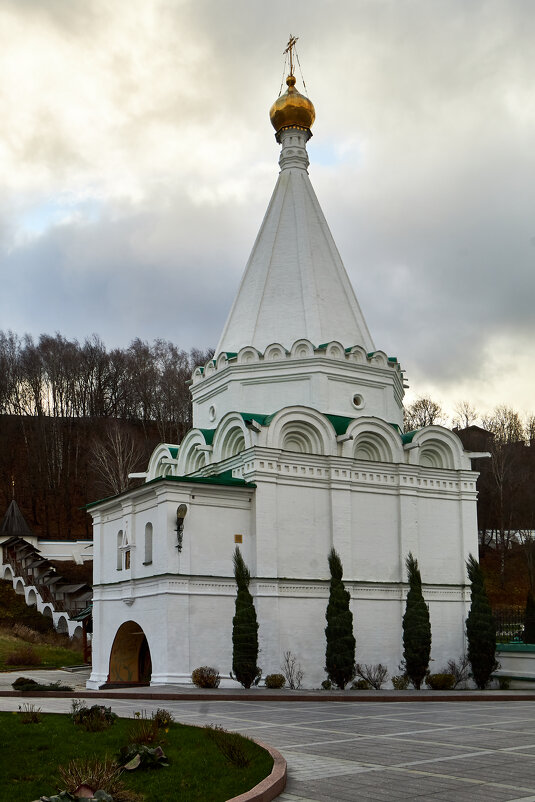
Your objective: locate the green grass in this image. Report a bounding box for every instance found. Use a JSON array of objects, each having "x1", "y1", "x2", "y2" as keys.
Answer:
[
  {"x1": 0, "y1": 711, "x2": 274, "y2": 802},
  {"x1": 0, "y1": 630, "x2": 83, "y2": 671}
]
